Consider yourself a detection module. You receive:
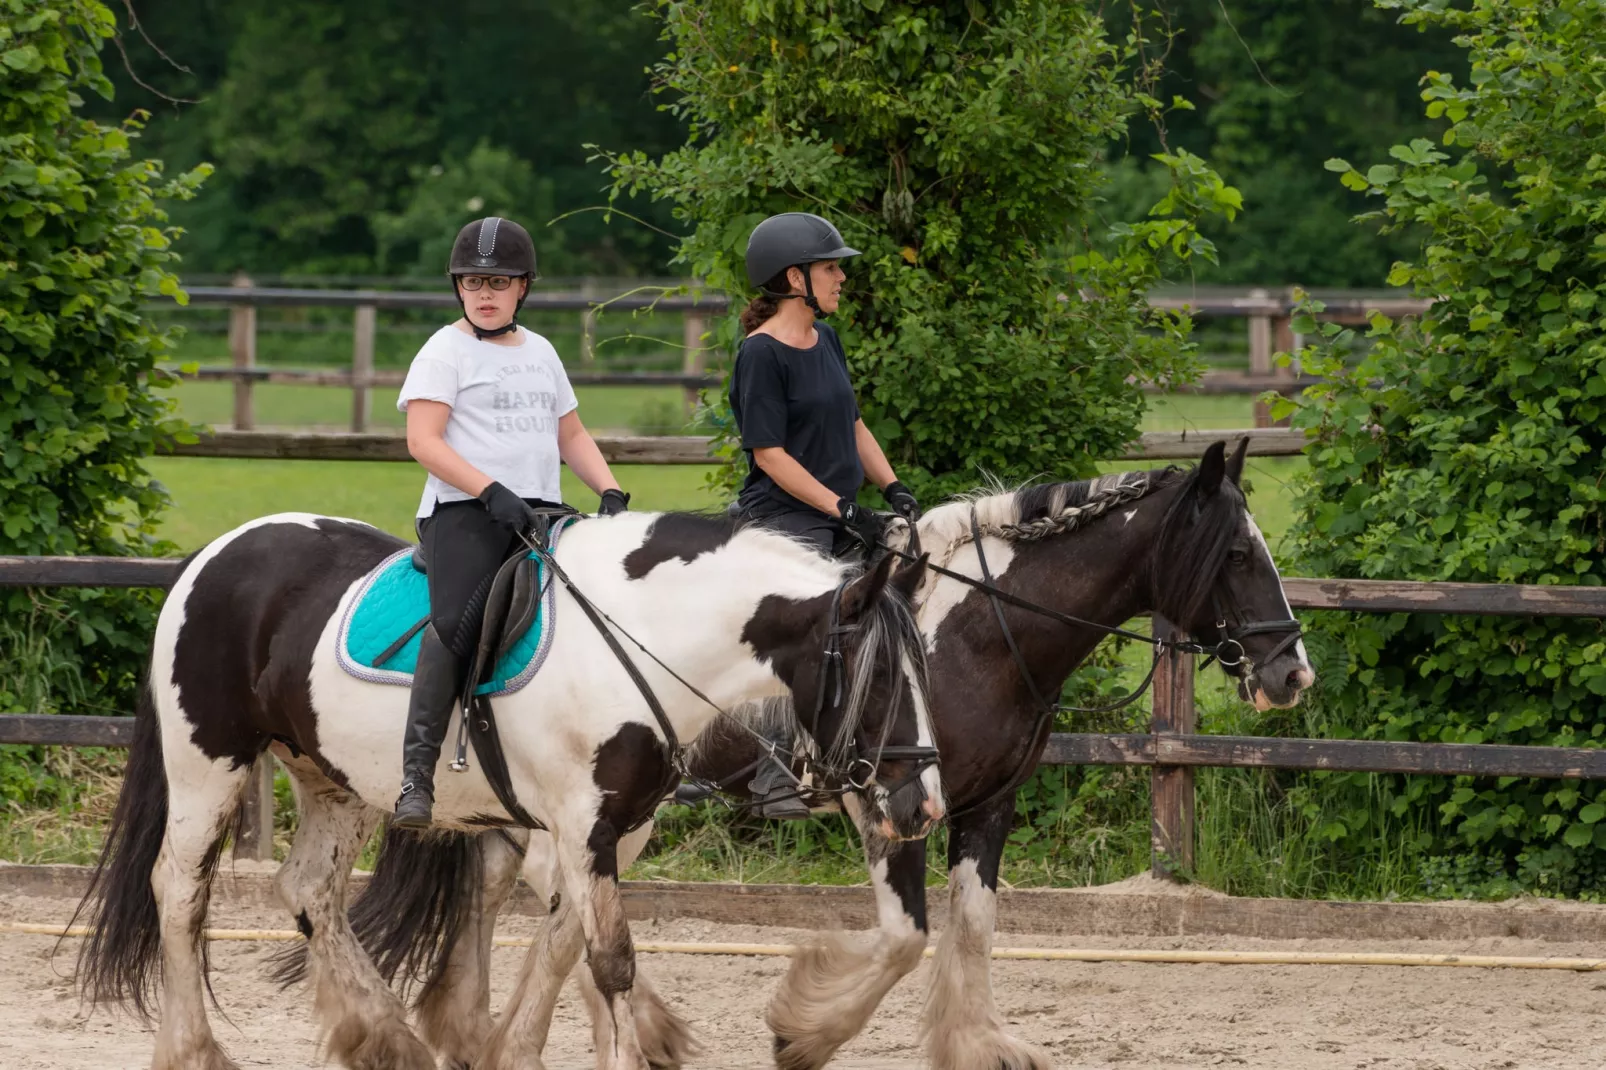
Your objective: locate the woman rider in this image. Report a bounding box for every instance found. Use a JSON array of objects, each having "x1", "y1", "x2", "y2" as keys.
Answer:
[
  {"x1": 392, "y1": 216, "x2": 630, "y2": 828},
  {"x1": 729, "y1": 212, "x2": 921, "y2": 815}
]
